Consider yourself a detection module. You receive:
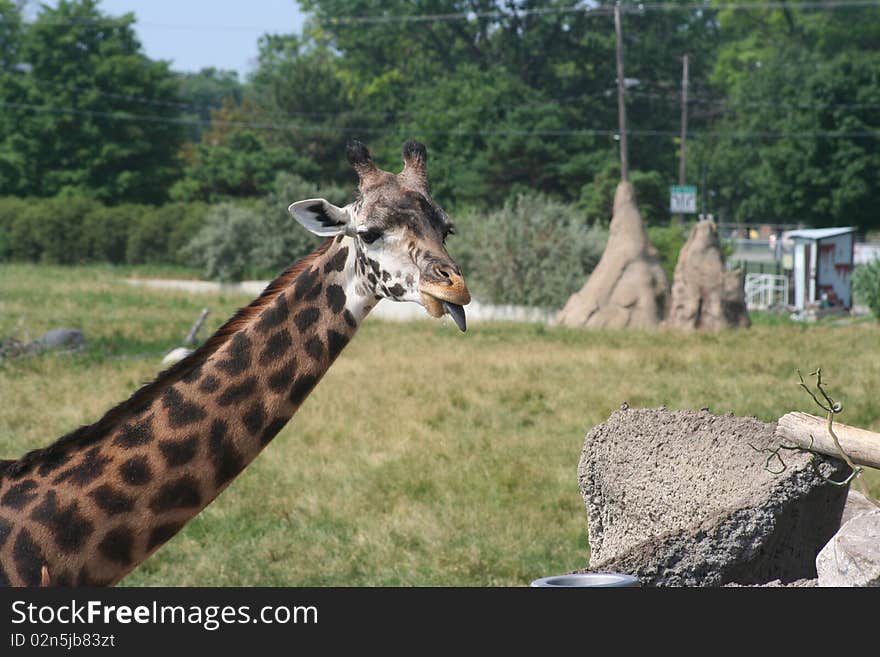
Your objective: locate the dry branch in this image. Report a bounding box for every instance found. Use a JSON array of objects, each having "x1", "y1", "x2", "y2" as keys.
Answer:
[
  {"x1": 184, "y1": 308, "x2": 210, "y2": 346},
  {"x1": 775, "y1": 411, "x2": 880, "y2": 470}
]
